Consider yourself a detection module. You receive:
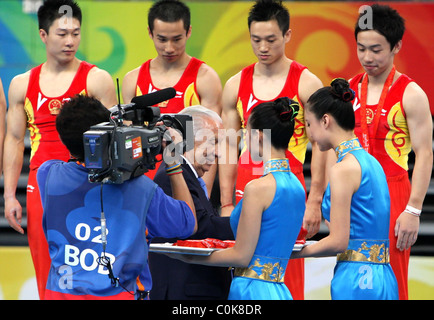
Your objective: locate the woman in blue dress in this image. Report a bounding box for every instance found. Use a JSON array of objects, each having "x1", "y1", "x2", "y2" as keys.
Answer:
[
  {"x1": 170, "y1": 98, "x2": 306, "y2": 300},
  {"x1": 292, "y1": 78, "x2": 398, "y2": 299}
]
